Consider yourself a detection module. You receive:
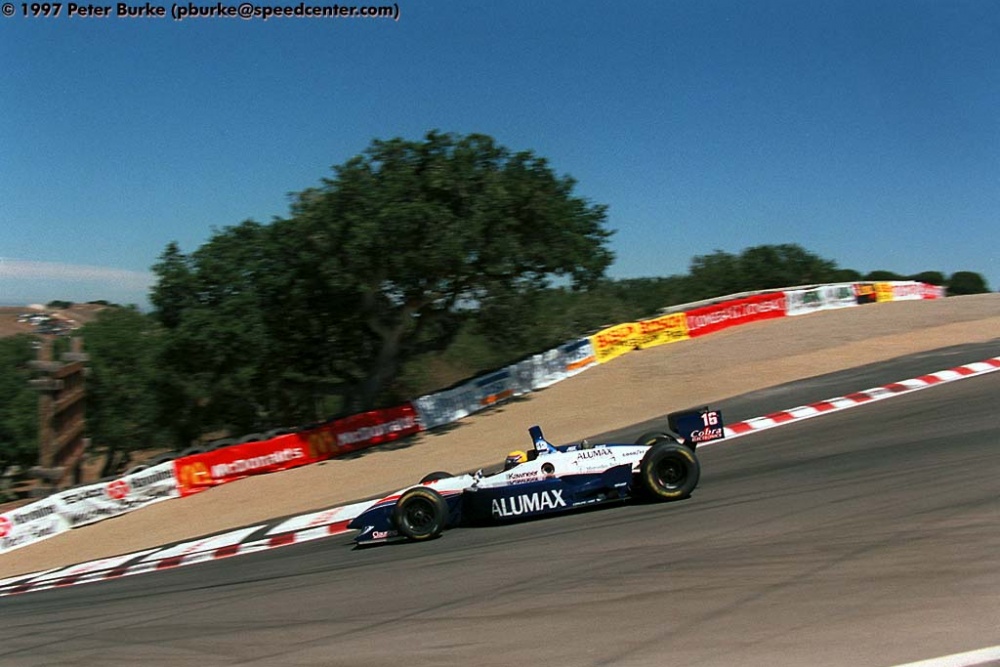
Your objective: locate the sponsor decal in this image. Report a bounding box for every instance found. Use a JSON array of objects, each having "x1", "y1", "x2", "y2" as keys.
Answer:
[
  {"x1": 507, "y1": 471, "x2": 540, "y2": 484},
  {"x1": 336, "y1": 416, "x2": 417, "y2": 446},
  {"x1": 0, "y1": 516, "x2": 10, "y2": 538},
  {"x1": 636, "y1": 313, "x2": 690, "y2": 349},
  {"x1": 129, "y1": 466, "x2": 175, "y2": 488},
  {"x1": 210, "y1": 447, "x2": 306, "y2": 479},
  {"x1": 105, "y1": 479, "x2": 130, "y2": 501},
  {"x1": 491, "y1": 489, "x2": 567, "y2": 518},
  {"x1": 60, "y1": 487, "x2": 106, "y2": 505},
  {"x1": 576, "y1": 448, "x2": 612, "y2": 461},
  {"x1": 10, "y1": 502, "x2": 57, "y2": 523},
  {"x1": 372, "y1": 529, "x2": 398, "y2": 540},
  {"x1": 476, "y1": 370, "x2": 515, "y2": 406},
  {"x1": 1, "y1": 519, "x2": 60, "y2": 551},
  {"x1": 688, "y1": 427, "x2": 724, "y2": 443}
]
